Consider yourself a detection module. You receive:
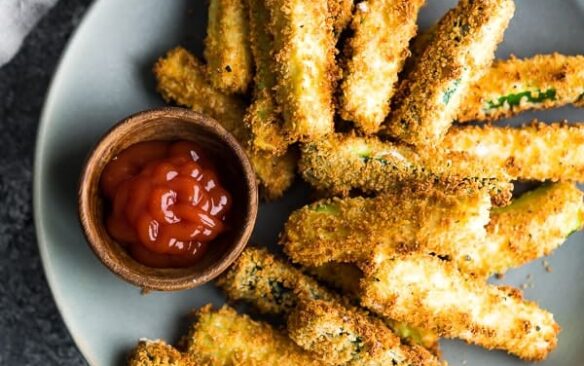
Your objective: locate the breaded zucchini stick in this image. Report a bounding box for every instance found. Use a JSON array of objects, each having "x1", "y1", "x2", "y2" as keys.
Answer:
[
  {"x1": 205, "y1": 0, "x2": 252, "y2": 94},
  {"x1": 308, "y1": 262, "x2": 440, "y2": 353},
  {"x1": 288, "y1": 300, "x2": 443, "y2": 366},
  {"x1": 479, "y1": 182, "x2": 584, "y2": 276},
  {"x1": 182, "y1": 305, "x2": 324, "y2": 365},
  {"x1": 153, "y1": 47, "x2": 295, "y2": 199},
  {"x1": 281, "y1": 186, "x2": 491, "y2": 266},
  {"x1": 128, "y1": 340, "x2": 194, "y2": 366},
  {"x1": 457, "y1": 54, "x2": 584, "y2": 122},
  {"x1": 340, "y1": 0, "x2": 425, "y2": 133},
  {"x1": 443, "y1": 121, "x2": 584, "y2": 182},
  {"x1": 385, "y1": 0, "x2": 515, "y2": 146},
  {"x1": 217, "y1": 247, "x2": 439, "y2": 352},
  {"x1": 245, "y1": 0, "x2": 288, "y2": 155},
  {"x1": 288, "y1": 182, "x2": 583, "y2": 278},
  {"x1": 265, "y1": 0, "x2": 335, "y2": 141},
  {"x1": 361, "y1": 253, "x2": 559, "y2": 361},
  {"x1": 217, "y1": 246, "x2": 336, "y2": 314},
  {"x1": 328, "y1": 0, "x2": 354, "y2": 38},
  {"x1": 299, "y1": 133, "x2": 513, "y2": 204}
]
